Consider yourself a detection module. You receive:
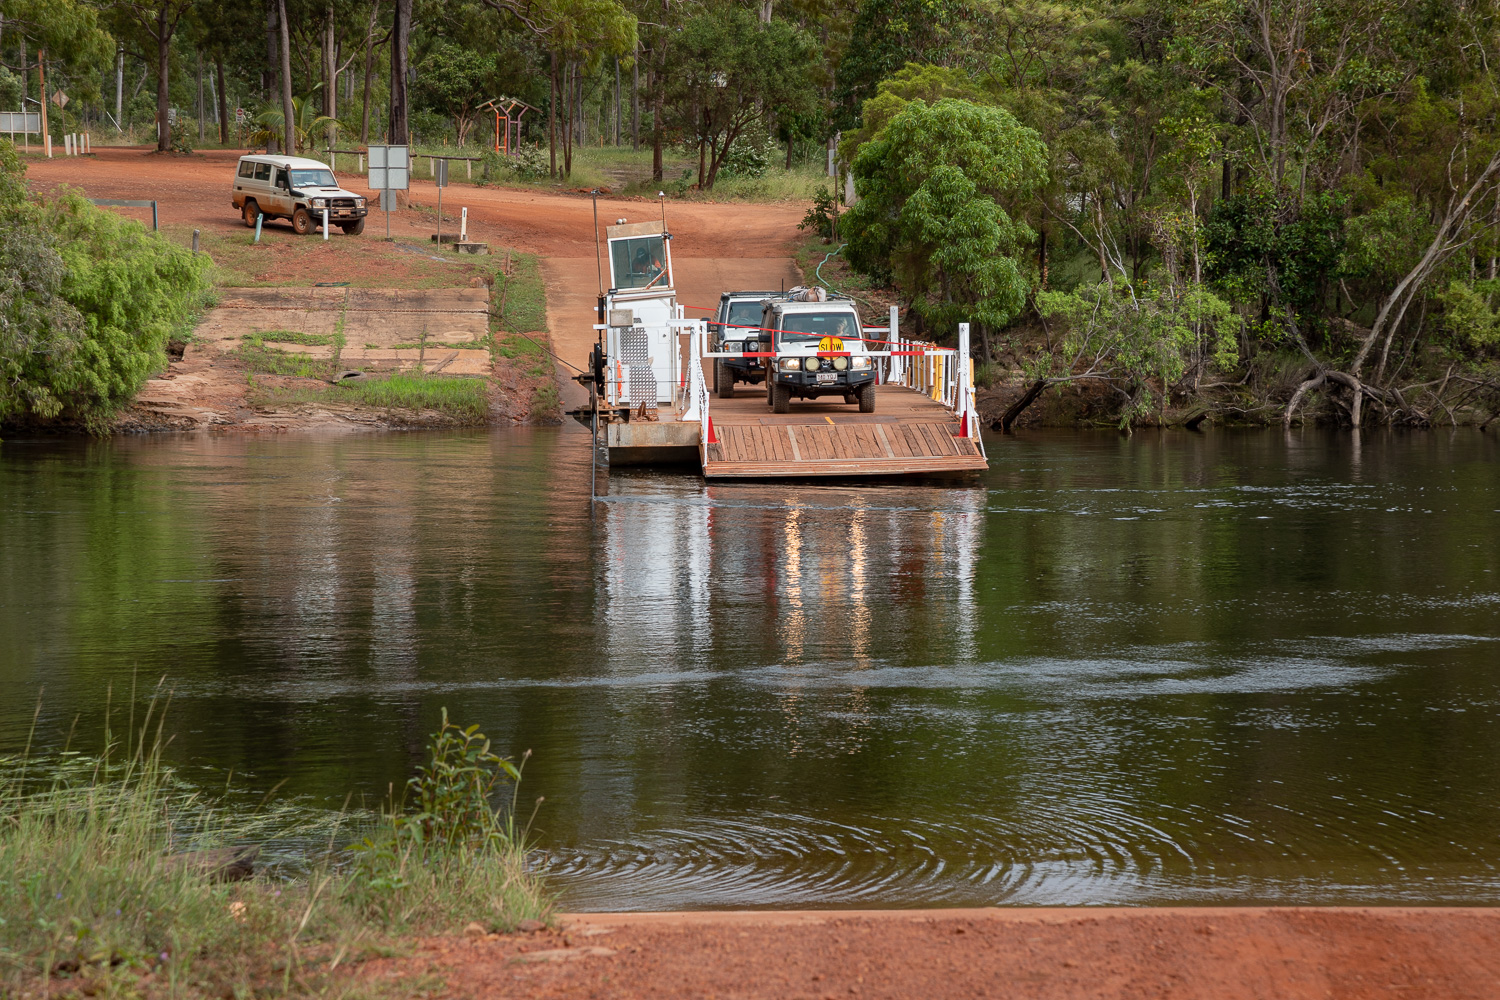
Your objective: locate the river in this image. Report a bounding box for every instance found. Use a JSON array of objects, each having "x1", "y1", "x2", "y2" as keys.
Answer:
[{"x1": 2, "y1": 427, "x2": 1497, "y2": 909}]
